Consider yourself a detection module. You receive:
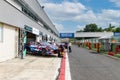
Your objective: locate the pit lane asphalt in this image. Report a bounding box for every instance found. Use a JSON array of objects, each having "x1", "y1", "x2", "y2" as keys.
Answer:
[{"x1": 68, "y1": 45, "x2": 120, "y2": 80}]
